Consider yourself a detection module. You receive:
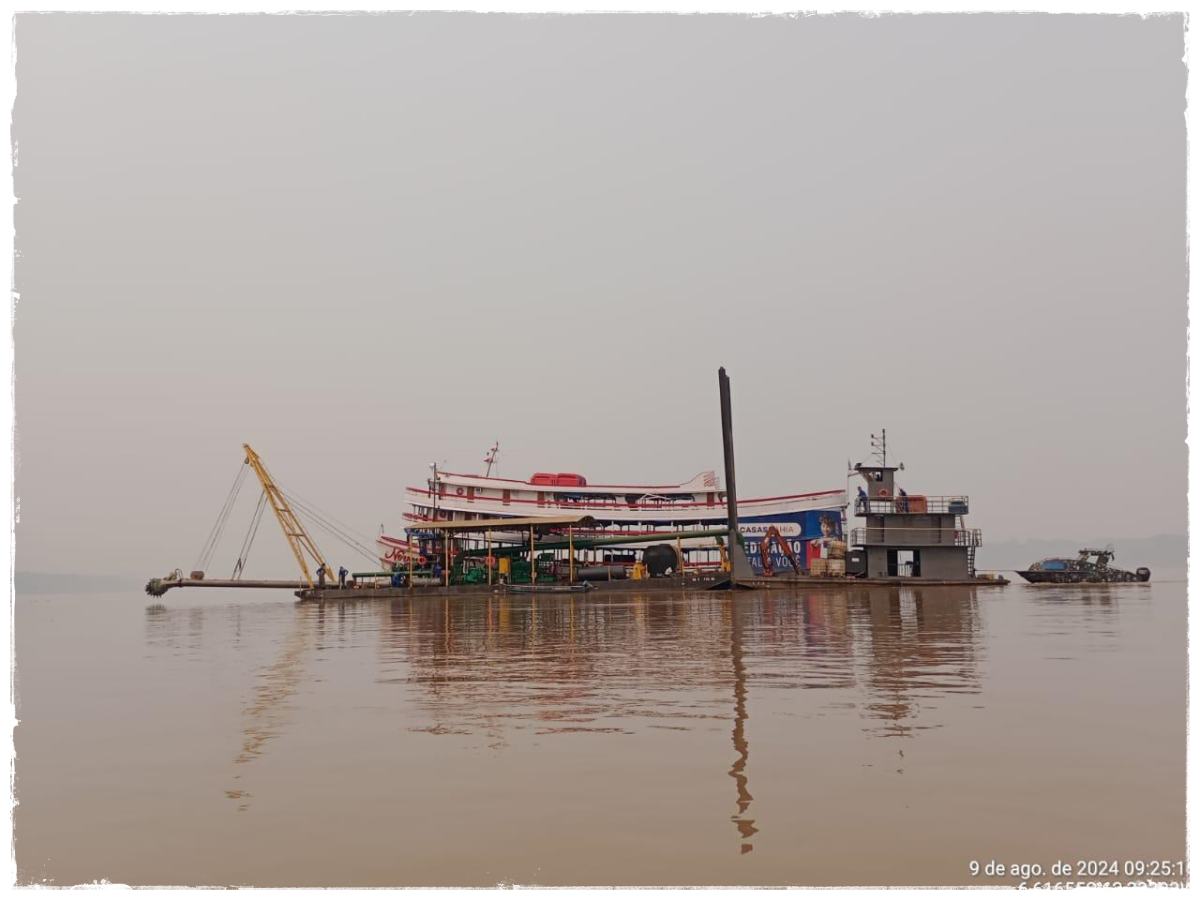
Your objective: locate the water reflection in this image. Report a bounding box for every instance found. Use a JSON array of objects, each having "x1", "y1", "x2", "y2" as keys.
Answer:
[
  {"x1": 19, "y1": 583, "x2": 1175, "y2": 885},
  {"x1": 728, "y1": 600, "x2": 756, "y2": 854},
  {"x1": 384, "y1": 593, "x2": 729, "y2": 734},
  {"x1": 1028, "y1": 584, "x2": 1123, "y2": 620},
  {"x1": 853, "y1": 588, "x2": 983, "y2": 738},
  {"x1": 373, "y1": 586, "x2": 984, "y2": 852},
  {"x1": 143, "y1": 601, "x2": 211, "y2": 658},
  {"x1": 145, "y1": 591, "x2": 985, "y2": 745},
  {"x1": 232, "y1": 611, "x2": 310, "y2": 761},
  {"x1": 141, "y1": 589, "x2": 984, "y2": 844},
  {"x1": 1023, "y1": 585, "x2": 1124, "y2": 657},
  {"x1": 144, "y1": 601, "x2": 315, "y2": 811}
]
